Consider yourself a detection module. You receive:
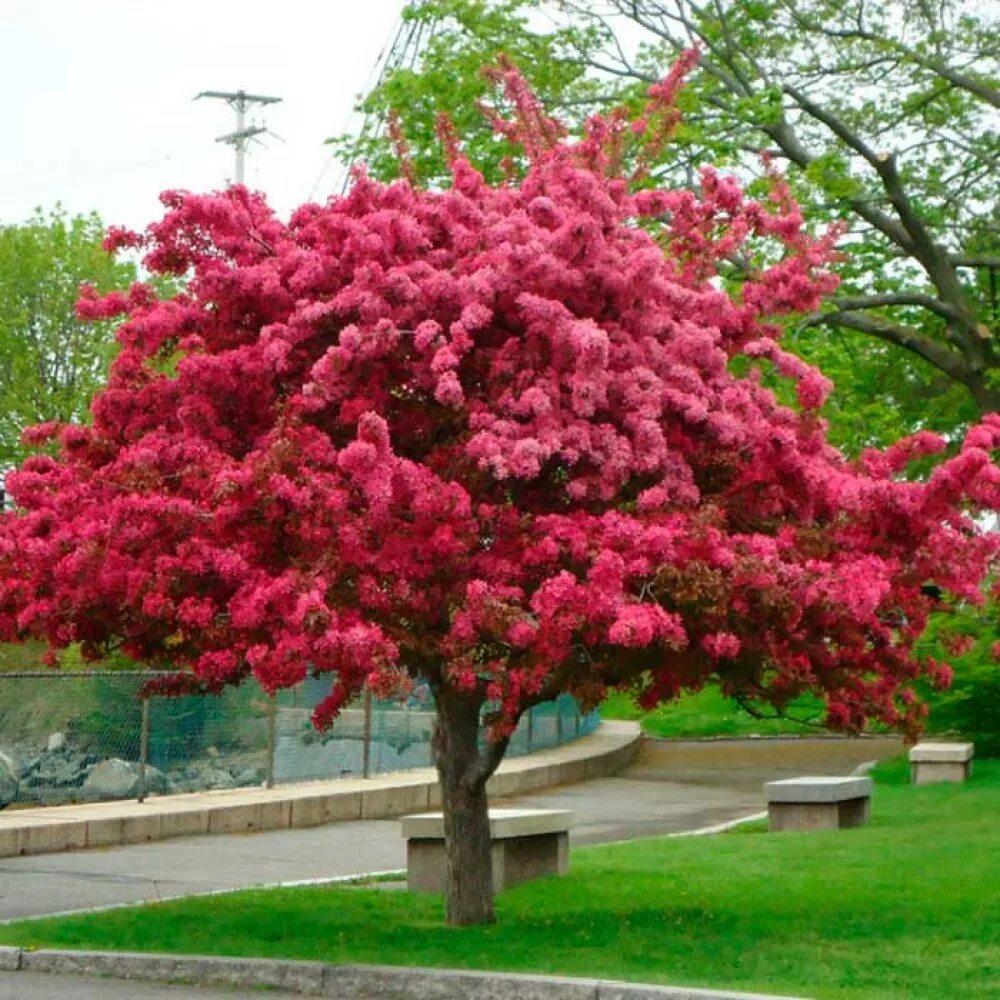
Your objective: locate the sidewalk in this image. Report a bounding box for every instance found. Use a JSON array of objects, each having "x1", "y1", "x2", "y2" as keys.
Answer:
[
  {"x1": 0, "y1": 732, "x2": 902, "y2": 922},
  {"x1": 0, "y1": 721, "x2": 640, "y2": 860}
]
